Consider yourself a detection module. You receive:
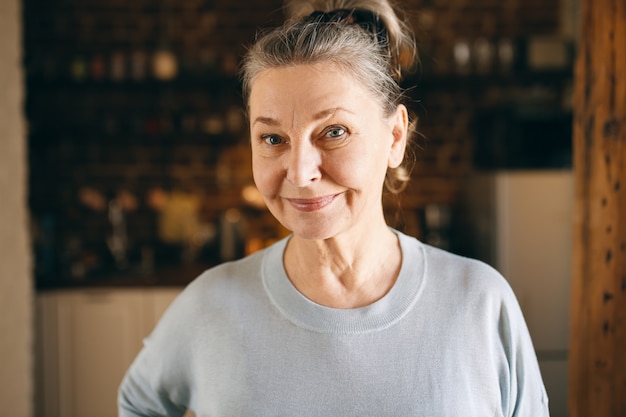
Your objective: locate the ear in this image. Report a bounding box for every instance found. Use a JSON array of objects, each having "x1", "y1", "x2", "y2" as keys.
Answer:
[{"x1": 388, "y1": 104, "x2": 409, "y2": 169}]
